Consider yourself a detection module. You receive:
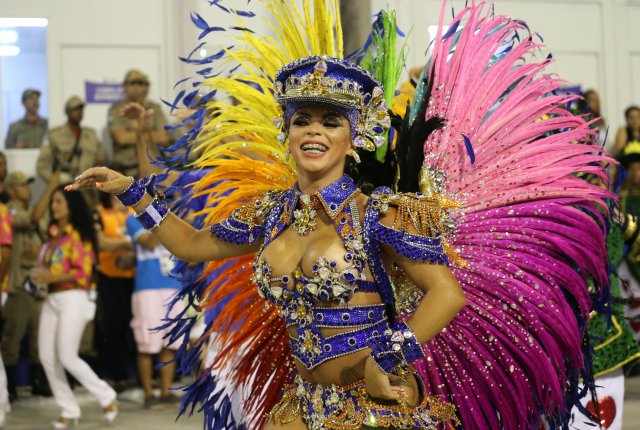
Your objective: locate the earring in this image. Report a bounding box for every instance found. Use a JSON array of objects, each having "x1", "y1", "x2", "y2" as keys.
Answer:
[
  {"x1": 285, "y1": 147, "x2": 290, "y2": 161},
  {"x1": 350, "y1": 150, "x2": 361, "y2": 164}
]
